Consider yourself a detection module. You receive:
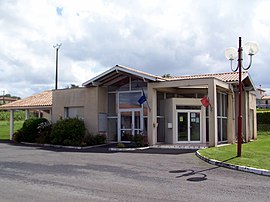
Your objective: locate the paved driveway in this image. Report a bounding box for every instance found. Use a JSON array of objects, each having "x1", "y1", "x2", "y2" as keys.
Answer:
[{"x1": 0, "y1": 142, "x2": 269, "y2": 202}]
